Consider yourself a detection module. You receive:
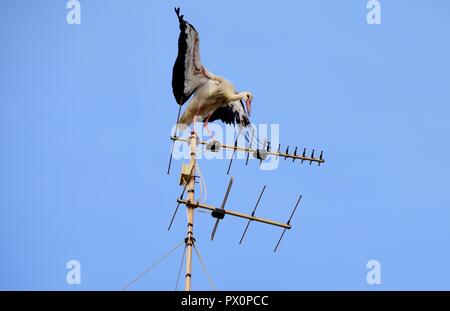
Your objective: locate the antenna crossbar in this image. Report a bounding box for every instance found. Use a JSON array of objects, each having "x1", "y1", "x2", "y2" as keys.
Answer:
[
  {"x1": 170, "y1": 136, "x2": 325, "y2": 165},
  {"x1": 176, "y1": 199, "x2": 291, "y2": 229}
]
